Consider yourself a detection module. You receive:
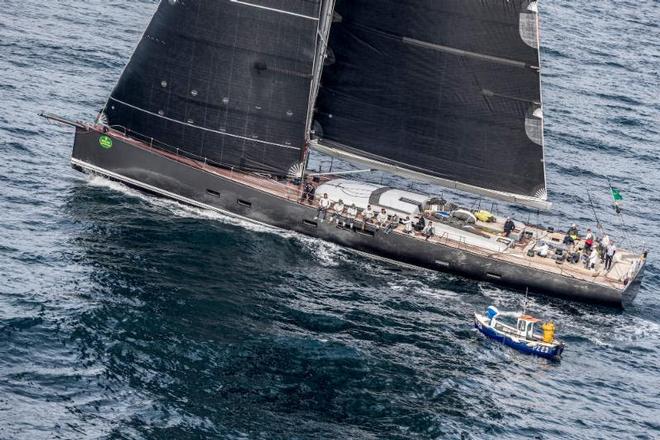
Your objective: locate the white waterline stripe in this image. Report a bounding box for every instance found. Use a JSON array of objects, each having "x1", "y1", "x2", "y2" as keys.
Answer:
[
  {"x1": 229, "y1": 0, "x2": 319, "y2": 20},
  {"x1": 109, "y1": 97, "x2": 301, "y2": 151}
]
